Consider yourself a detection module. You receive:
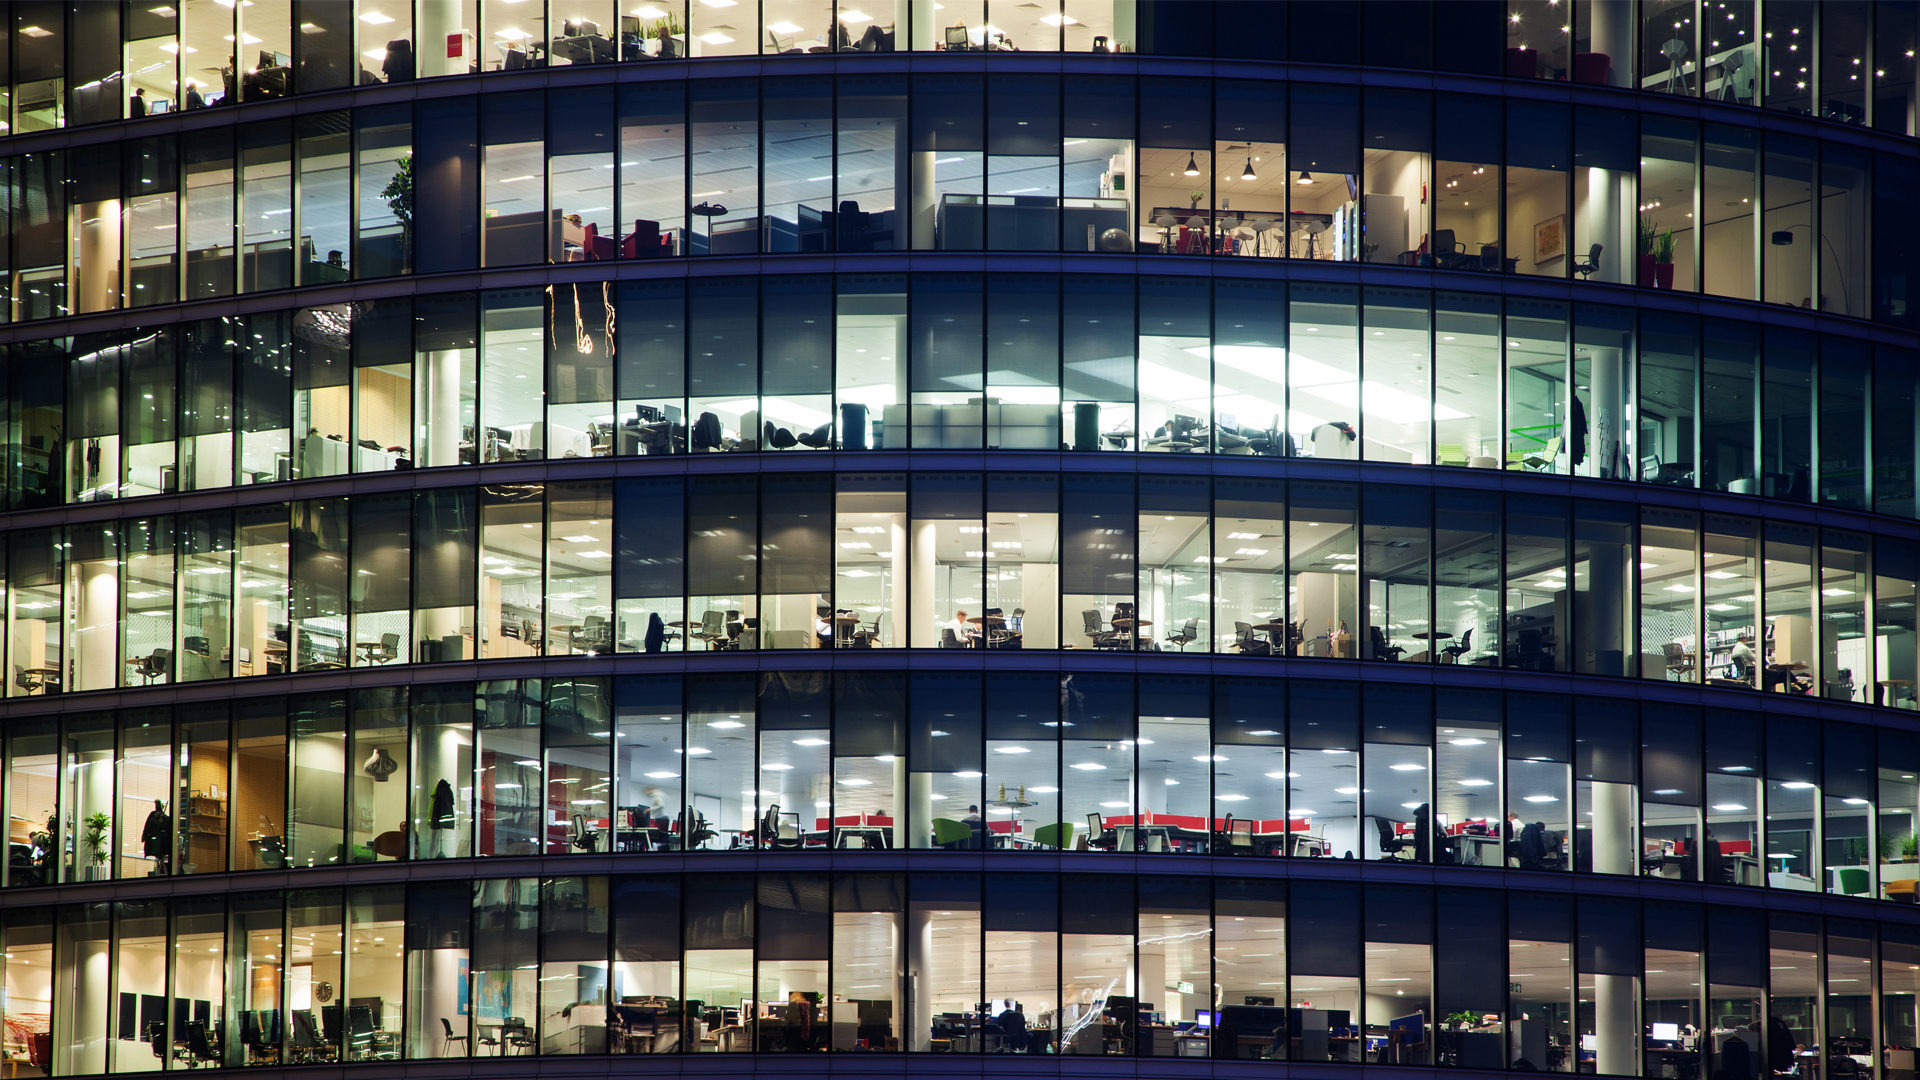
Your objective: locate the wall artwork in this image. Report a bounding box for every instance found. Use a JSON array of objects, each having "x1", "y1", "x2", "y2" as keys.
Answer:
[{"x1": 1534, "y1": 214, "x2": 1566, "y2": 263}]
